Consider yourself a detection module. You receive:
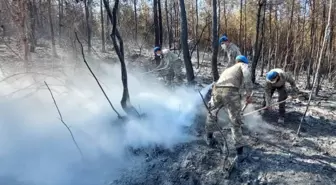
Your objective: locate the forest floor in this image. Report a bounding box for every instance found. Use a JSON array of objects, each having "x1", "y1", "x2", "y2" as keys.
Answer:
[
  {"x1": 116, "y1": 49, "x2": 336, "y2": 185},
  {"x1": 0, "y1": 40, "x2": 335, "y2": 185}
]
